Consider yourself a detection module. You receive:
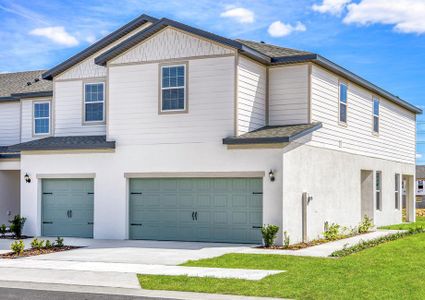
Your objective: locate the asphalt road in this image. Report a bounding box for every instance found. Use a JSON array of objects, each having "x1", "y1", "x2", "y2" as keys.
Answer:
[{"x1": 0, "y1": 287, "x2": 175, "y2": 300}]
